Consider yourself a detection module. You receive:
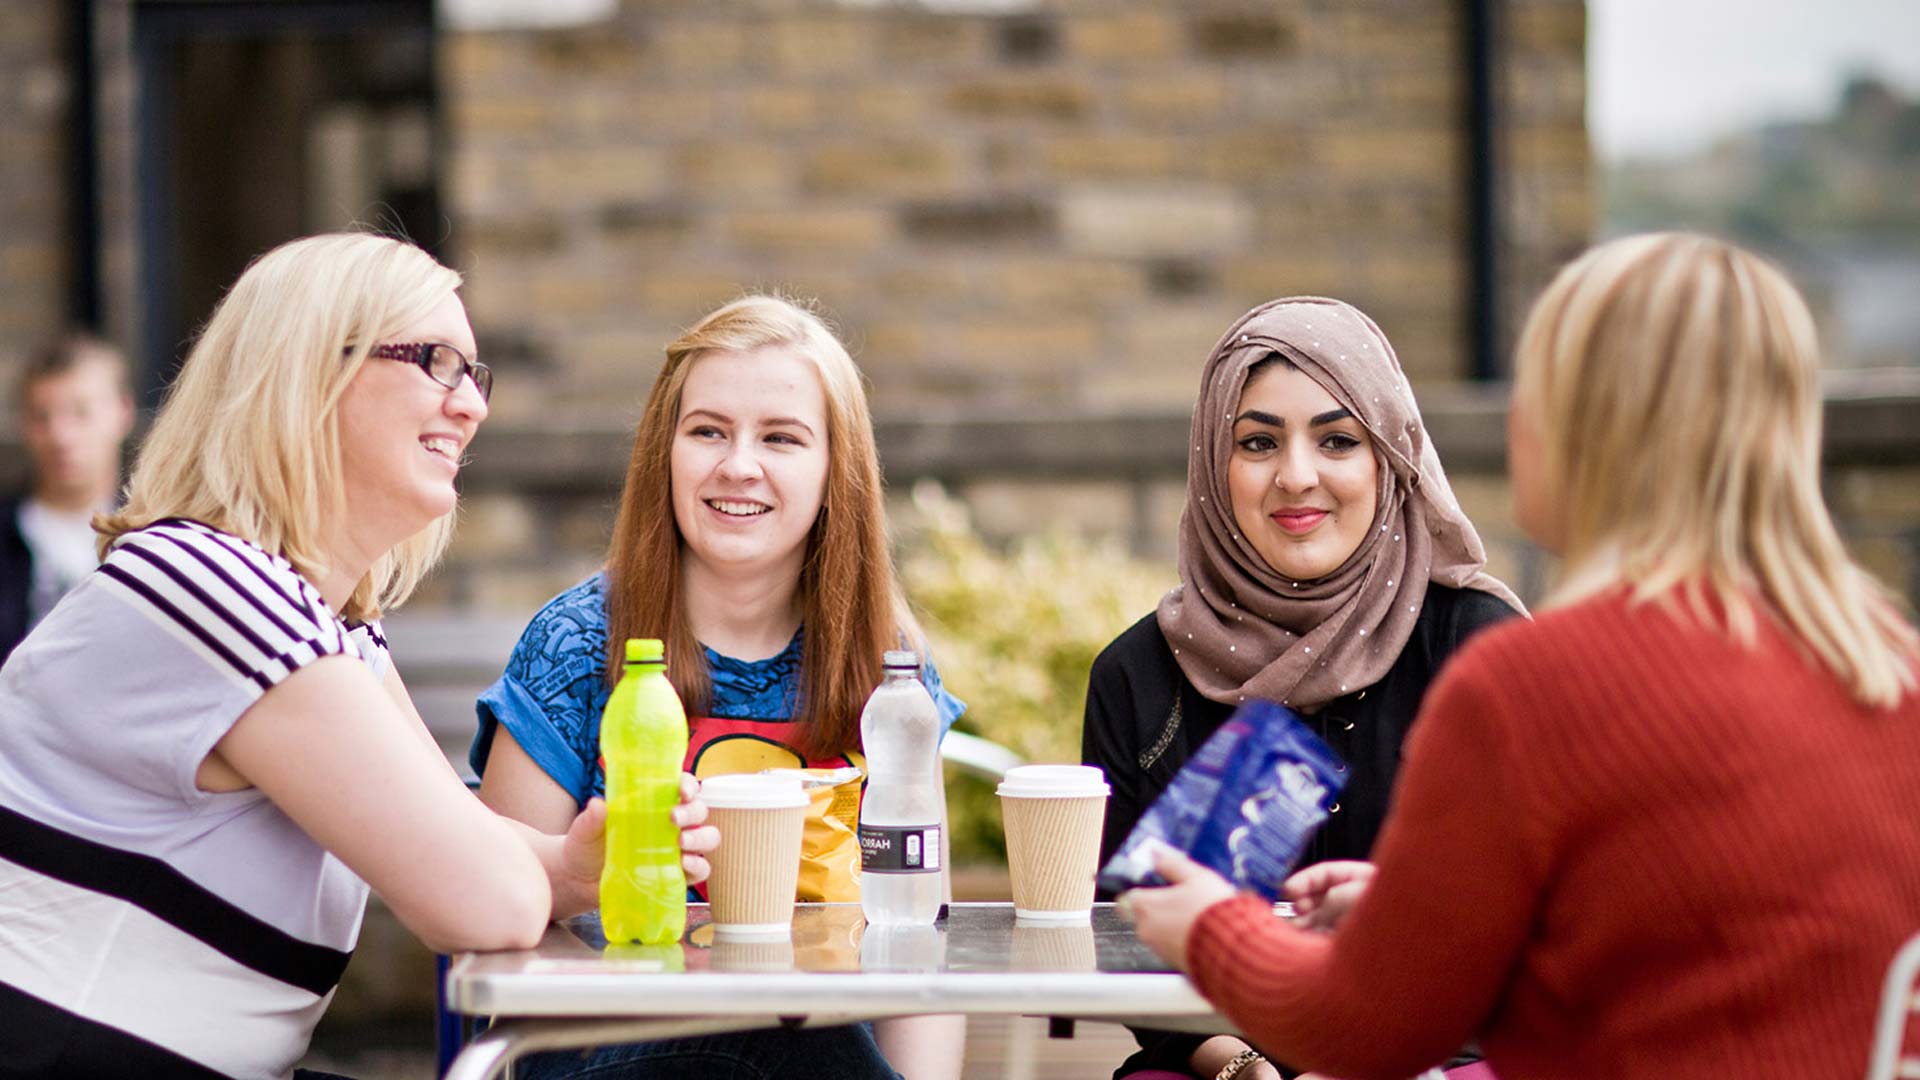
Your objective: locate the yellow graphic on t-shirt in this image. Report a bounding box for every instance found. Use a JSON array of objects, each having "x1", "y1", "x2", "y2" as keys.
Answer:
[{"x1": 685, "y1": 717, "x2": 866, "y2": 903}]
